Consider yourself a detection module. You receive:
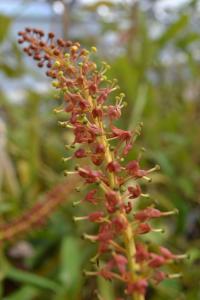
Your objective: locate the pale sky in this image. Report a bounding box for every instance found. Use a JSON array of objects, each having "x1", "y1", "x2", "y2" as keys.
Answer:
[{"x1": 0, "y1": 0, "x2": 192, "y2": 16}]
